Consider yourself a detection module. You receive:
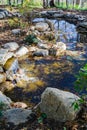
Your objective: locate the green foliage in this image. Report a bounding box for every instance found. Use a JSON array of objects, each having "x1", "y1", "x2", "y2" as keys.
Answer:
[
  {"x1": 8, "y1": 18, "x2": 28, "y2": 29},
  {"x1": 72, "y1": 64, "x2": 87, "y2": 111},
  {"x1": 74, "y1": 64, "x2": 87, "y2": 93},
  {"x1": 25, "y1": 34, "x2": 38, "y2": 45},
  {"x1": 38, "y1": 113, "x2": 47, "y2": 124},
  {"x1": 72, "y1": 98, "x2": 84, "y2": 111}
]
